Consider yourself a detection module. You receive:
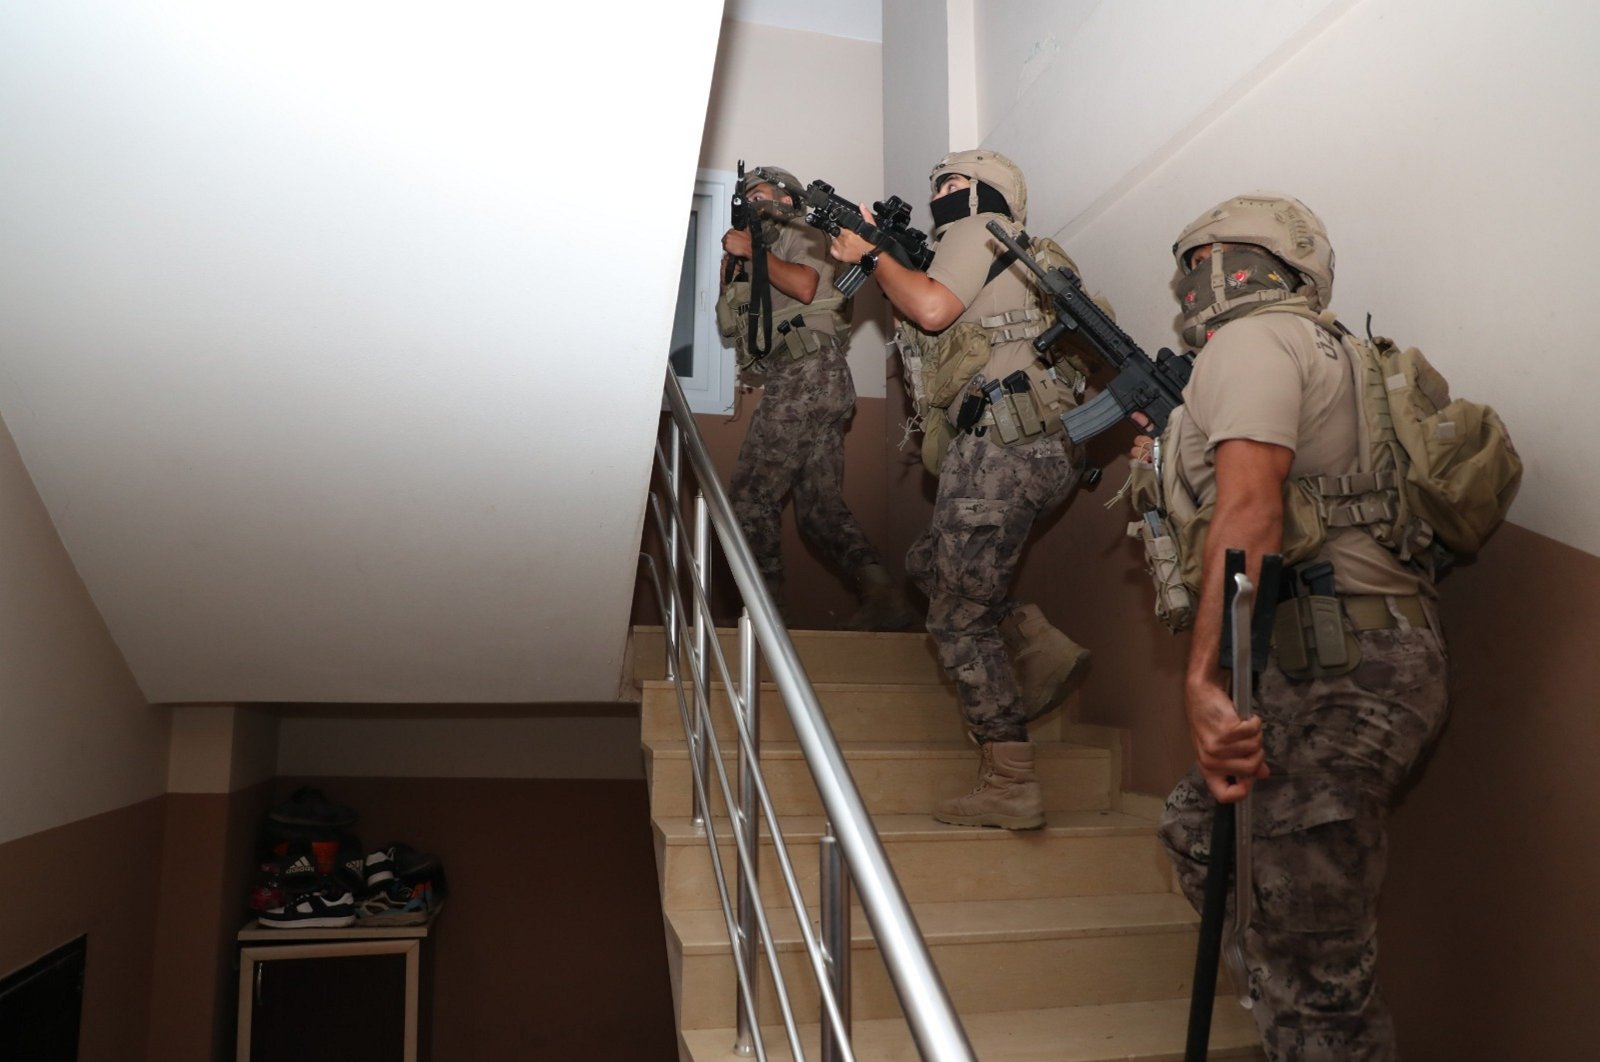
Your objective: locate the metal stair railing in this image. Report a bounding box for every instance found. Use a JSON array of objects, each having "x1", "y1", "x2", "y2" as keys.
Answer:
[{"x1": 637, "y1": 368, "x2": 975, "y2": 1061}]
